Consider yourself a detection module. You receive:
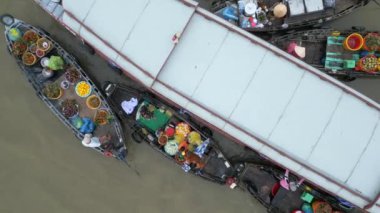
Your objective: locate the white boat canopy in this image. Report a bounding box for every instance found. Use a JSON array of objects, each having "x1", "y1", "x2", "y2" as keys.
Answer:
[{"x1": 41, "y1": 0, "x2": 380, "y2": 211}]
